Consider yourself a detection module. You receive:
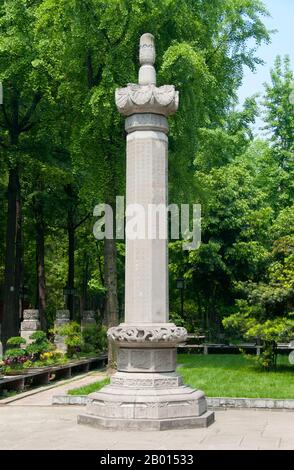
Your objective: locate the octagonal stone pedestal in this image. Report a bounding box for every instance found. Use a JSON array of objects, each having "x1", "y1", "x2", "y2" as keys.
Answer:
[
  {"x1": 78, "y1": 325, "x2": 214, "y2": 430},
  {"x1": 78, "y1": 385, "x2": 214, "y2": 431}
]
